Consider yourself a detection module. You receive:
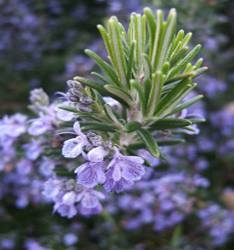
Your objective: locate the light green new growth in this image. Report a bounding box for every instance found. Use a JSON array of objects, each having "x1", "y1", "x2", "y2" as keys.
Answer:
[{"x1": 72, "y1": 8, "x2": 207, "y2": 158}]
